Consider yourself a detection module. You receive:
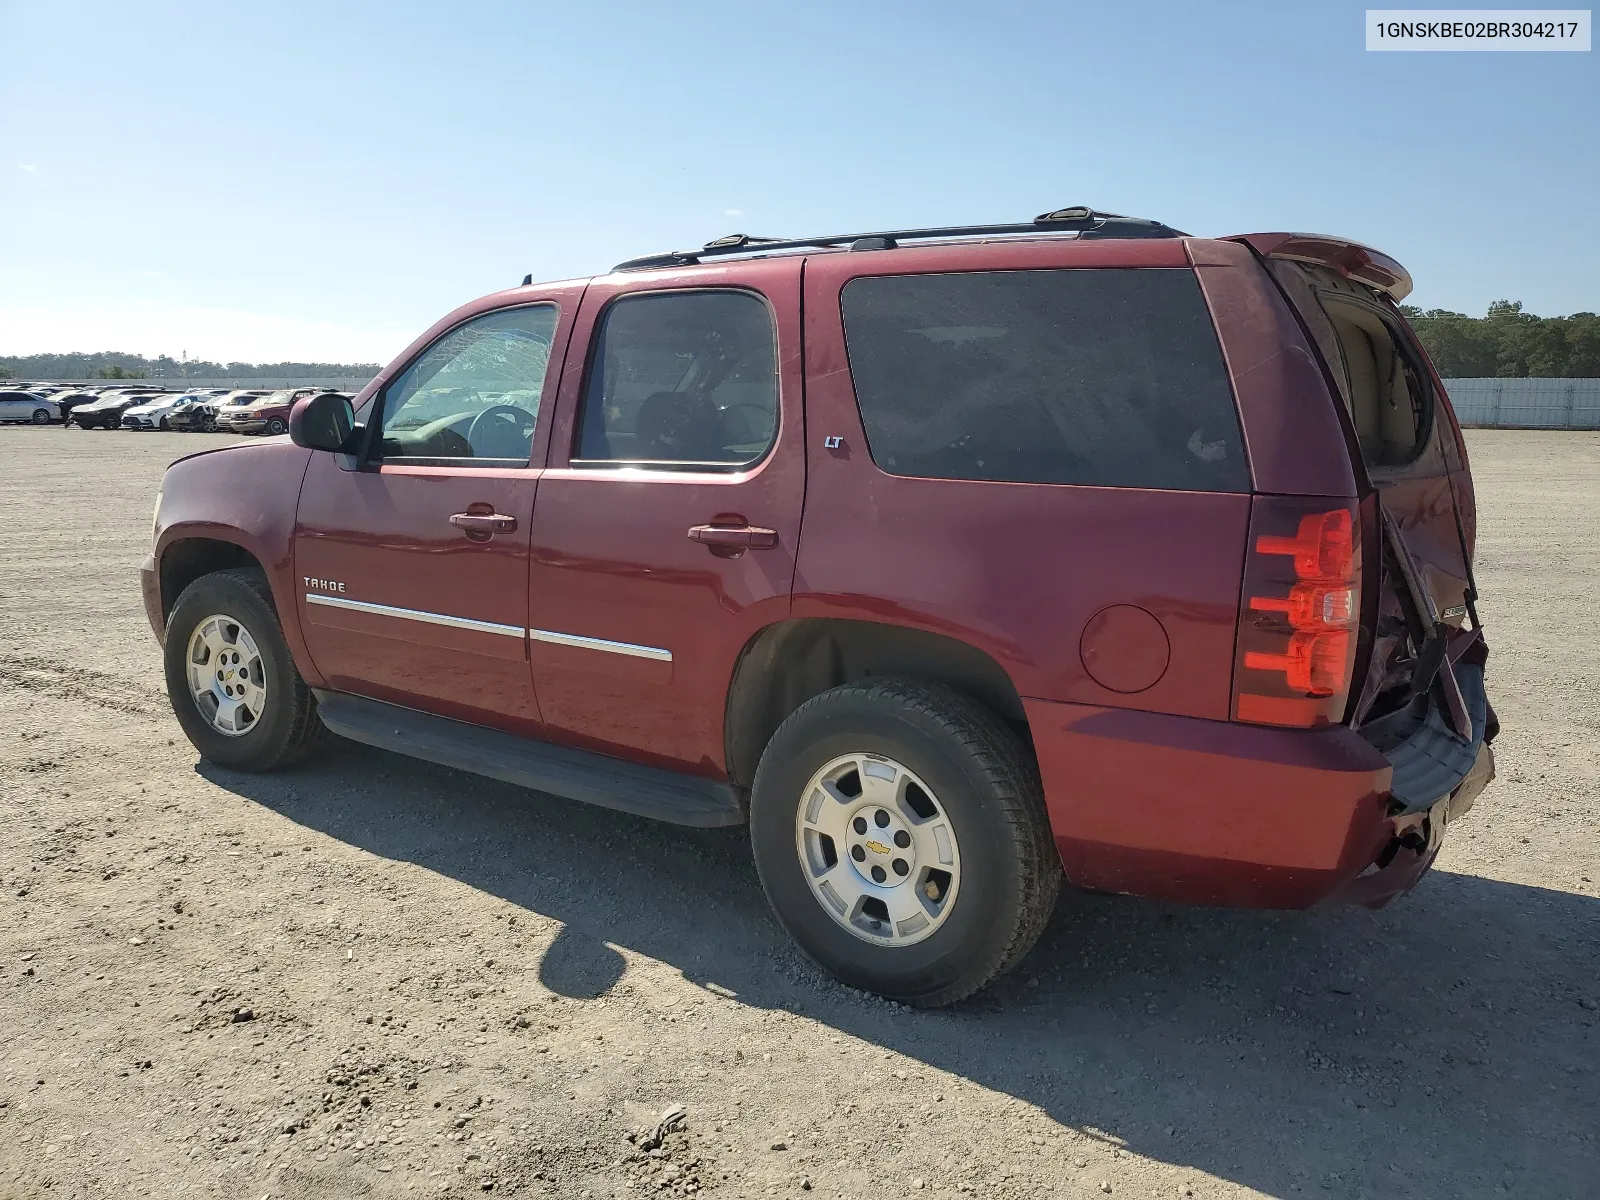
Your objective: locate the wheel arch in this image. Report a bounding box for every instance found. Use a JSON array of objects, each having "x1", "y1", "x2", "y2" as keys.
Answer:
[
  {"x1": 158, "y1": 536, "x2": 267, "y2": 620},
  {"x1": 723, "y1": 617, "x2": 1030, "y2": 790}
]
